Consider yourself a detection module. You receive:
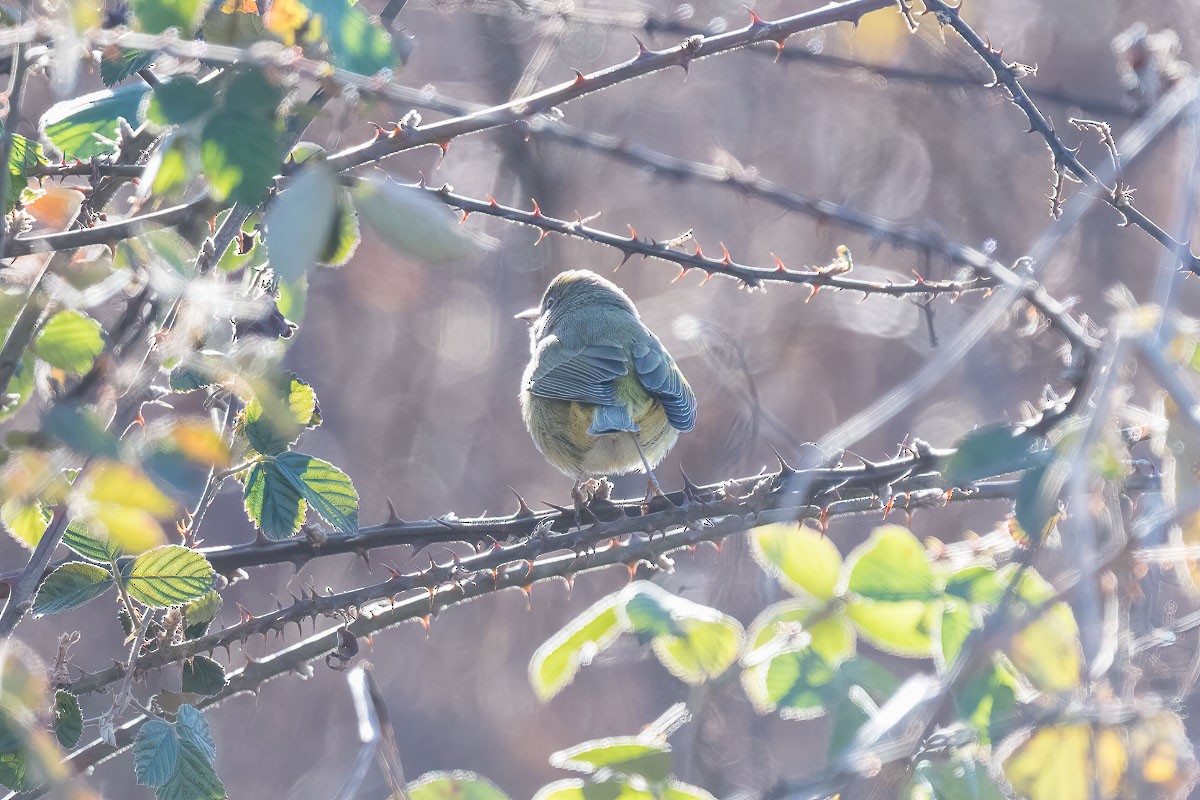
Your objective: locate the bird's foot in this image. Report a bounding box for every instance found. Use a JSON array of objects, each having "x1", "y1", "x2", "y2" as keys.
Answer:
[{"x1": 640, "y1": 473, "x2": 673, "y2": 514}]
